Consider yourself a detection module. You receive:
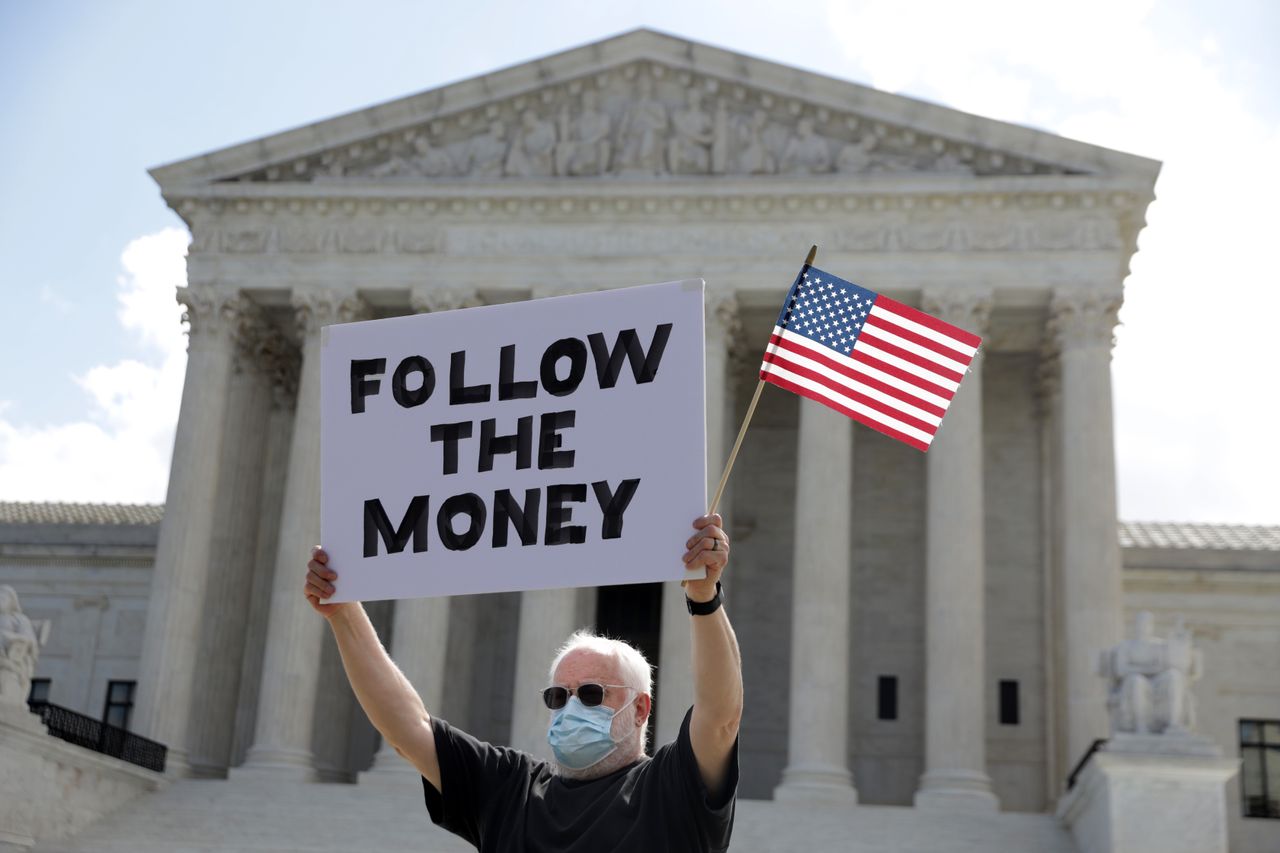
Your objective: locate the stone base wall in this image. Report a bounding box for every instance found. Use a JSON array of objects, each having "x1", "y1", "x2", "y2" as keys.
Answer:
[
  {"x1": 1057, "y1": 749, "x2": 1238, "y2": 853},
  {"x1": 0, "y1": 707, "x2": 163, "y2": 850}
]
